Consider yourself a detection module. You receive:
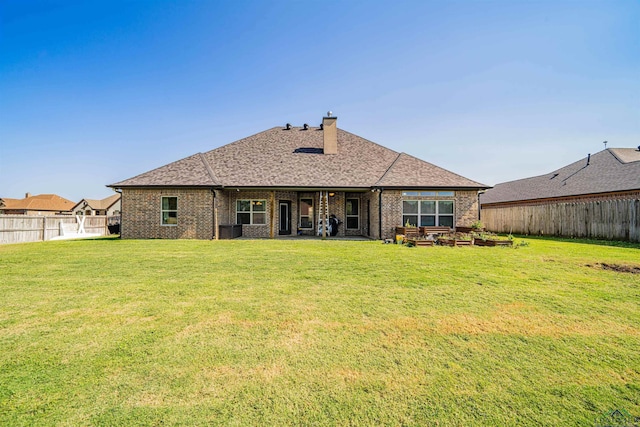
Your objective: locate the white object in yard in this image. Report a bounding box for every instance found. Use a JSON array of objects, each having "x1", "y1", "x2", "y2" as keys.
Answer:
[{"x1": 49, "y1": 215, "x2": 102, "y2": 241}]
